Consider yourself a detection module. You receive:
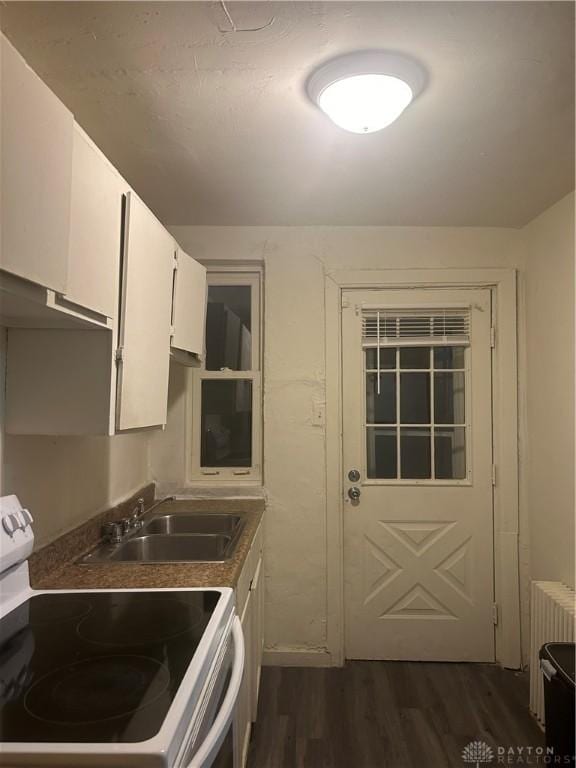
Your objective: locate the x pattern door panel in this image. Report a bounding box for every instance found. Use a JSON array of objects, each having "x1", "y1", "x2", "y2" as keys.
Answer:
[{"x1": 363, "y1": 519, "x2": 474, "y2": 620}]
